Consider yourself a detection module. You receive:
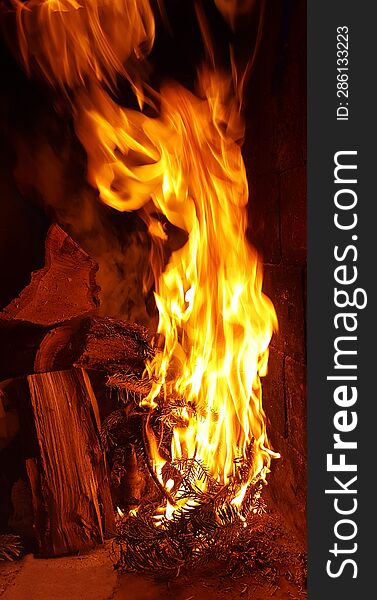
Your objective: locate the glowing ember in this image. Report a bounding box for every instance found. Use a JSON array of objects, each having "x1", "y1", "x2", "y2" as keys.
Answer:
[{"x1": 13, "y1": 0, "x2": 279, "y2": 523}]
